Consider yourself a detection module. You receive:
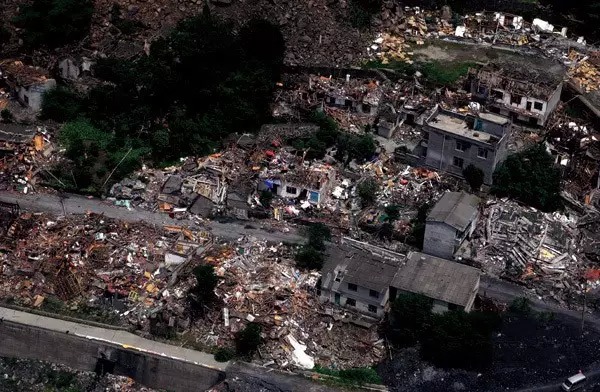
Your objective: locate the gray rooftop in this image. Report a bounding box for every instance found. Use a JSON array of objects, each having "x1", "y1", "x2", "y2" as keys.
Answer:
[
  {"x1": 477, "y1": 112, "x2": 510, "y2": 125},
  {"x1": 391, "y1": 252, "x2": 480, "y2": 307},
  {"x1": 322, "y1": 245, "x2": 403, "y2": 294},
  {"x1": 427, "y1": 191, "x2": 480, "y2": 231},
  {"x1": 427, "y1": 112, "x2": 492, "y2": 143},
  {"x1": 0, "y1": 124, "x2": 36, "y2": 143}
]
